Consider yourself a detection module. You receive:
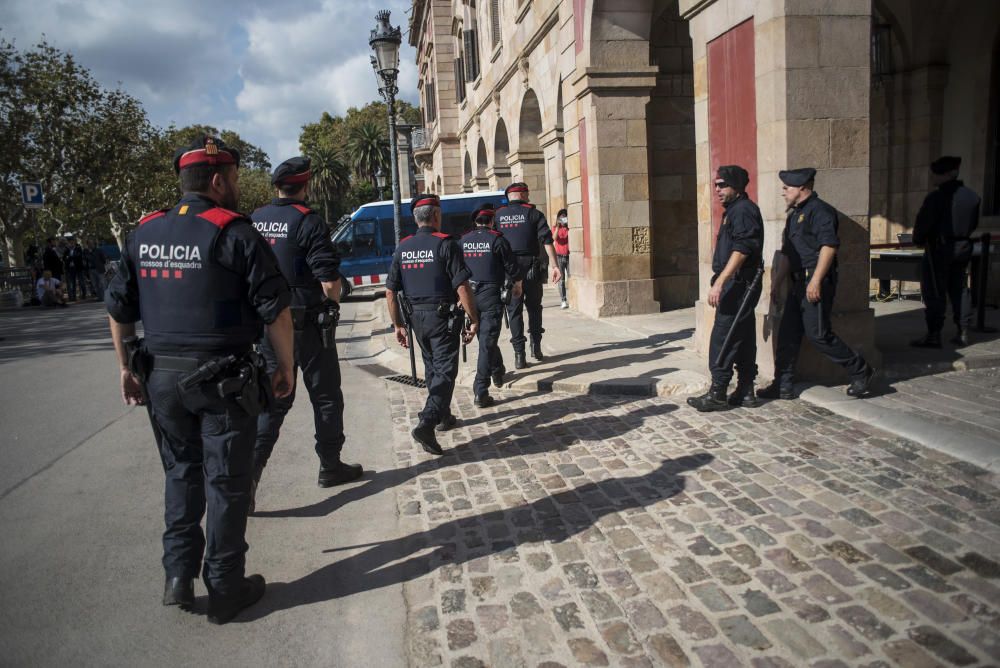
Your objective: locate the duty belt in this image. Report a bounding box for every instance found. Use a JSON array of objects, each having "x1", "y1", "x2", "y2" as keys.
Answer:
[
  {"x1": 151, "y1": 351, "x2": 251, "y2": 372},
  {"x1": 411, "y1": 303, "x2": 448, "y2": 311},
  {"x1": 789, "y1": 268, "x2": 815, "y2": 282}
]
